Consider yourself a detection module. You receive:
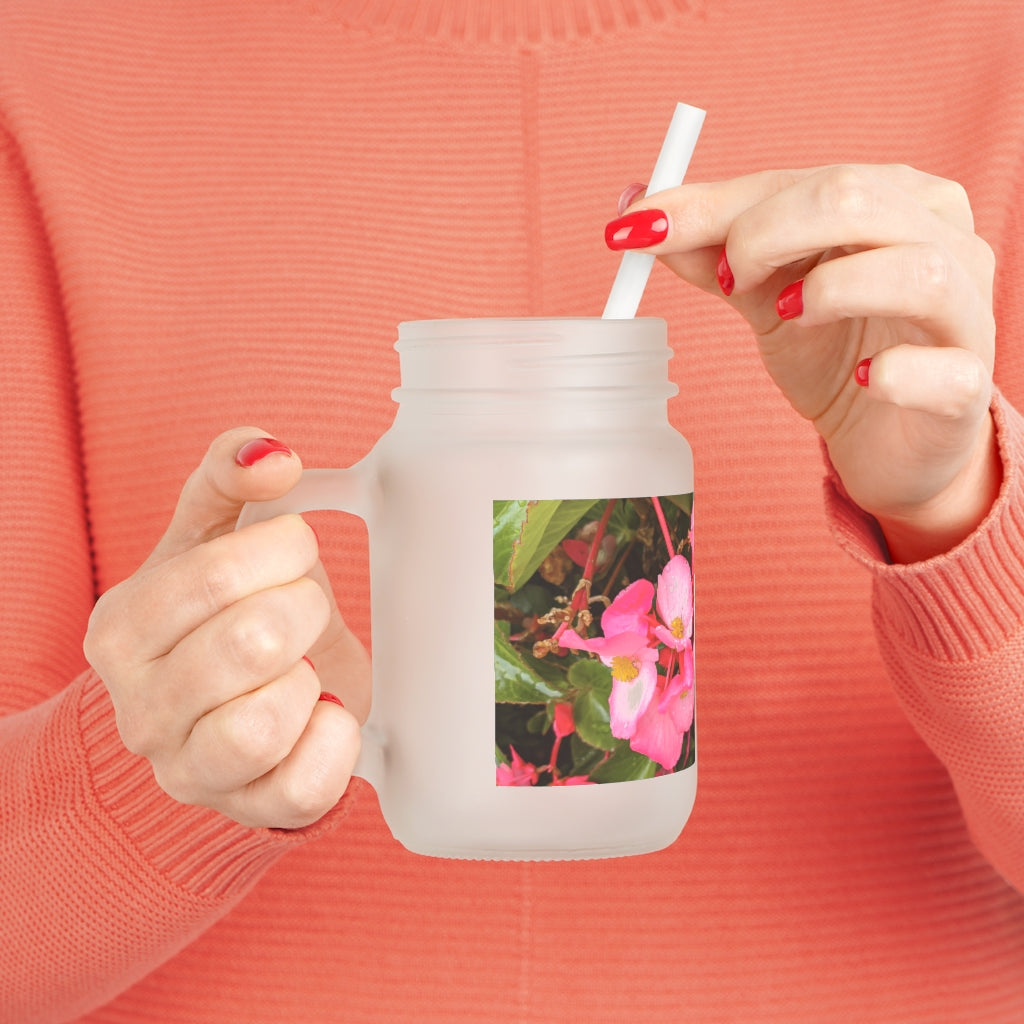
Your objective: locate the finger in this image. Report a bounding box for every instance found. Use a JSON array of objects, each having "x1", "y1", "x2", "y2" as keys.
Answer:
[
  {"x1": 617, "y1": 182, "x2": 648, "y2": 215},
  {"x1": 228, "y1": 690, "x2": 361, "y2": 830},
  {"x1": 158, "y1": 574, "x2": 332, "y2": 738},
  {"x1": 659, "y1": 244, "x2": 724, "y2": 295},
  {"x1": 863, "y1": 164, "x2": 975, "y2": 232},
  {"x1": 796, "y1": 242, "x2": 995, "y2": 358},
  {"x1": 721, "y1": 165, "x2": 971, "y2": 293},
  {"x1": 859, "y1": 343, "x2": 992, "y2": 423},
  {"x1": 303, "y1": 565, "x2": 373, "y2": 724},
  {"x1": 616, "y1": 164, "x2": 974, "y2": 276},
  {"x1": 168, "y1": 657, "x2": 322, "y2": 799},
  {"x1": 616, "y1": 168, "x2": 810, "y2": 257},
  {"x1": 146, "y1": 427, "x2": 303, "y2": 568},
  {"x1": 108, "y1": 512, "x2": 320, "y2": 662}
]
